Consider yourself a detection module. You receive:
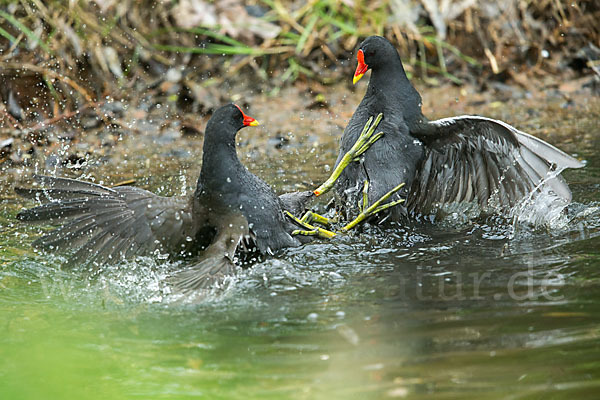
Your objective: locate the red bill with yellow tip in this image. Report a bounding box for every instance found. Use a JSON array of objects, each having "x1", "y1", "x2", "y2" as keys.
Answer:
[
  {"x1": 235, "y1": 104, "x2": 260, "y2": 127},
  {"x1": 353, "y1": 49, "x2": 368, "y2": 84}
]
